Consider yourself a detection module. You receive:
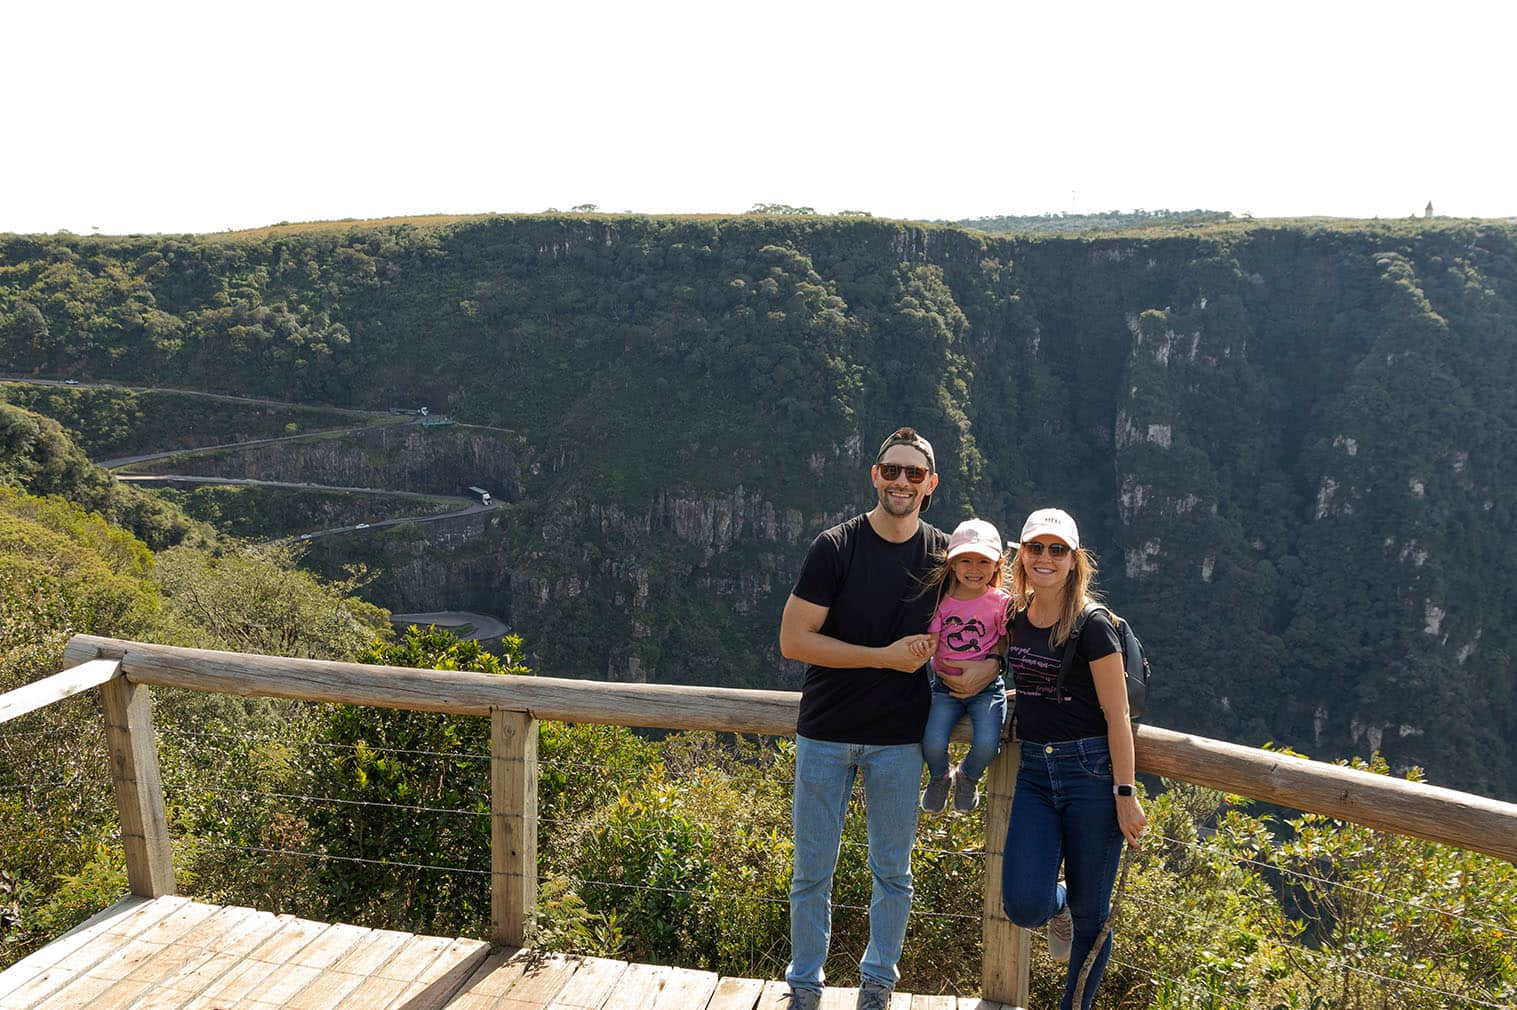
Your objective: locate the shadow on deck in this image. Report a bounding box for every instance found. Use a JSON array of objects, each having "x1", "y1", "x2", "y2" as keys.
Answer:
[{"x1": 0, "y1": 897, "x2": 1008, "y2": 1010}]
